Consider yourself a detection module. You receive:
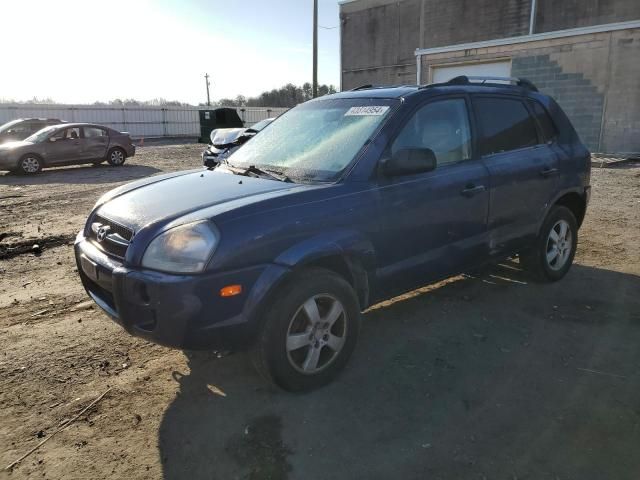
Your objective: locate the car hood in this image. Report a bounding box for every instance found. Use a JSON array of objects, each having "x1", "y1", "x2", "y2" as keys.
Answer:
[
  {"x1": 210, "y1": 128, "x2": 251, "y2": 147},
  {"x1": 96, "y1": 168, "x2": 302, "y2": 230},
  {"x1": 0, "y1": 140, "x2": 31, "y2": 150}
]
